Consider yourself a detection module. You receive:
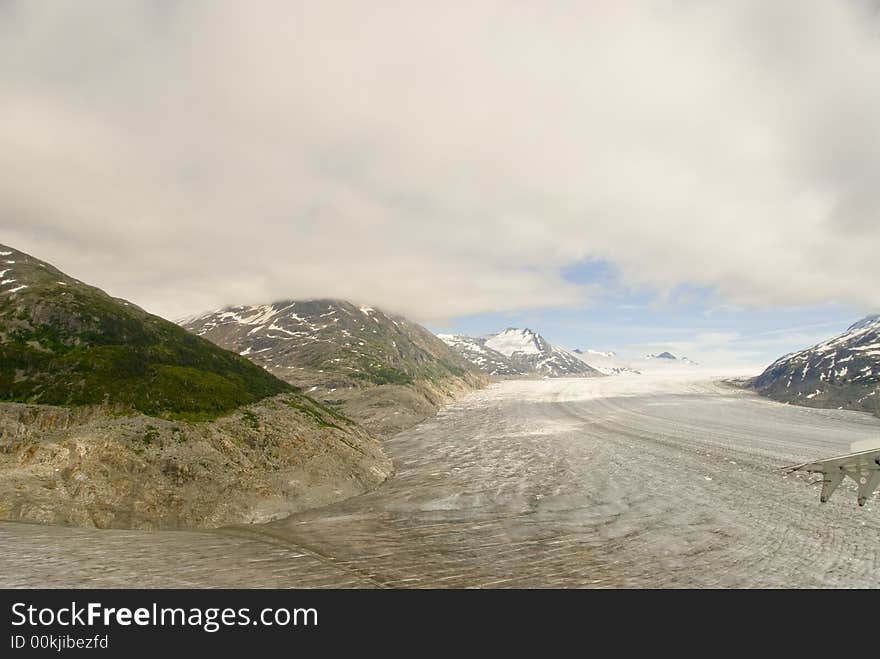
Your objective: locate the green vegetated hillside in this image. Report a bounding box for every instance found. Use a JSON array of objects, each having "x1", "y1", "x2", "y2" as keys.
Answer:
[
  {"x1": 0, "y1": 244, "x2": 292, "y2": 419},
  {"x1": 0, "y1": 243, "x2": 394, "y2": 530}
]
